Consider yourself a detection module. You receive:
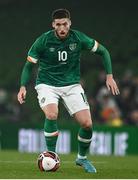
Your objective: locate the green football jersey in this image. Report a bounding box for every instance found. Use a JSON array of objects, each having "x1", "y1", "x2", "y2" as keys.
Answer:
[{"x1": 28, "y1": 29, "x2": 96, "y2": 86}]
